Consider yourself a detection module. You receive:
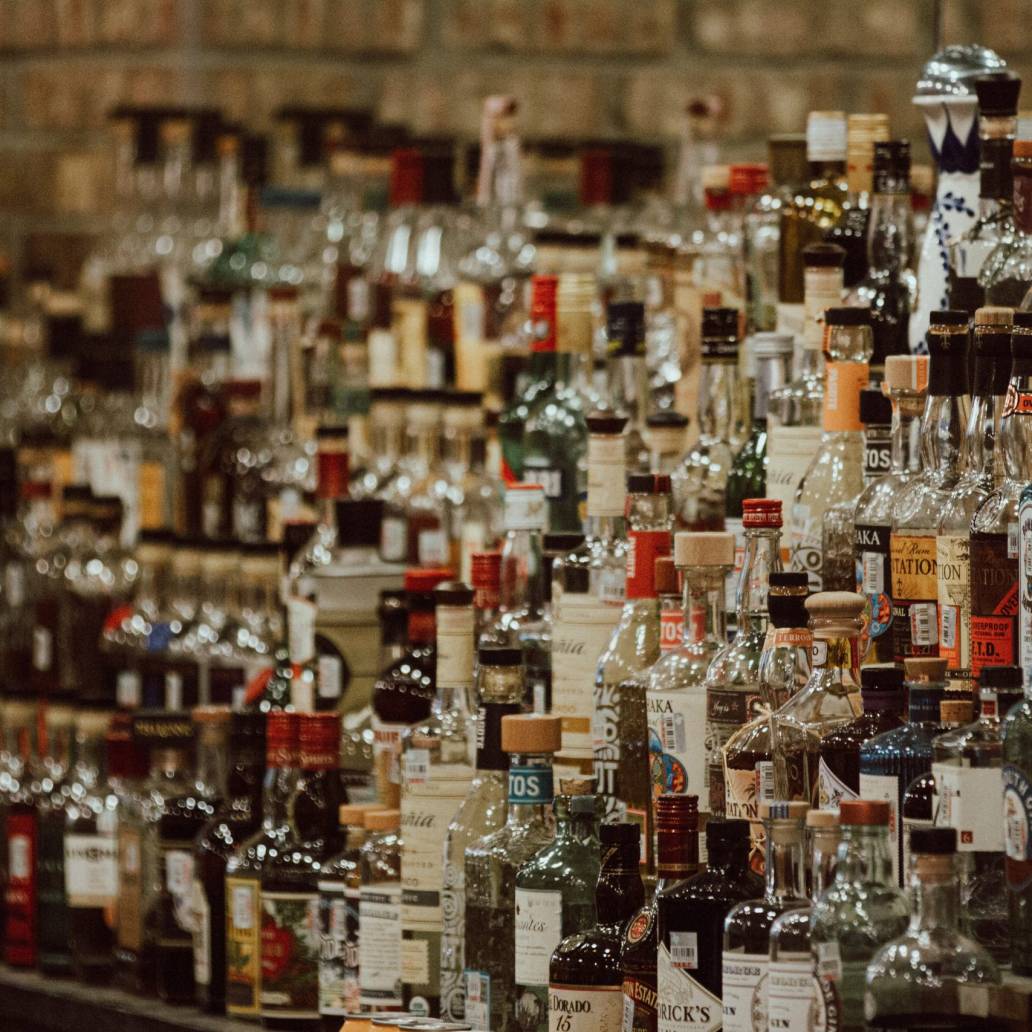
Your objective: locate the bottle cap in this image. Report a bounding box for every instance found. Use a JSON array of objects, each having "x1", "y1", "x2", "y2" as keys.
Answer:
[
  {"x1": 655, "y1": 556, "x2": 679, "y2": 595},
  {"x1": 705, "y1": 817, "x2": 751, "y2": 851},
  {"x1": 981, "y1": 665, "x2": 1023, "y2": 689},
  {"x1": 860, "y1": 388, "x2": 893, "y2": 425},
  {"x1": 674, "y1": 531, "x2": 735, "y2": 568},
  {"x1": 365, "y1": 809, "x2": 400, "y2": 832},
  {"x1": 804, "y1": 590, "x2": 865, "y2": 628},
  {"x1": 471, "y1": 551, "x2": 501, "y2": 590},
  {"x1": 825, "y1": 306, "x2": 872, "y2": 326},
  {"x1": 338, "y1": 803, "x2": 381, "y2": 827},
  {"x1": 559, "y1": 777, "x2": 595, "y2": 796},
  {"x1": 839, "y1": 799, "x2": 890, "y2": 826},
  {"x1": 760, "y1": 801, "x2": 809, "y2": 821},
  {"x1": 405, "y1": 568, "x2": 454, "y2": 593},
  {"x1": 904, "y1": 656, "x2": 948, "y2": 682},
  {"x1": 806, "y1": 110, "x2": 847, "y2": 162},
  {"x1": 929, "y1": 309, "x2": 970, "y2": 326},
  {"x1": 435, "y1": 580, "x2": 474, "y2": 607},
  {"x1": 645, "y1": 411, "x2": 689, "y2": 429},
  {"x1": 627, "y1": 472, "x2": 672, "y2": 495},
  {"x1": 478, "y1": 645, "x2": 522, "y2": 667},
  {"x1": 910, "y1": 826, "x2": 957, "y2": 855},
  {"x1": 975, "y1": 71, "x2": 1021, "y2": 117},
  {"x1": 728, "y1": 162, "x2": 769, "y2": 195},
  {"x1": 569, "y1": 795, "x2": 600, "y2": 816},
  {"x1": 562, "y1": 565, "x2": 591, "y2": 594},
  {"x1": 586, "y1": 412, "x2": 629, "y2": 436},
  {"x1": 974, "y1": 306, "x2": 1014, "y2": 326},
  {"x1": 655, "y1": 793, "x2": 699, "y2": 828},
  {"x1": 742, "y1": 498, "x2": 782, "y2": 529},
  {"x1": 807, "y1": 808, "x2": 841, "y2": 829},
  {"x1": 884, "y1": 354, "x2": 929, "y2": 391},
  {"x1": 769, "y1": 571, "x2": 810, "y2": 590},
  {"x1": 802, "y1": 242, "x2": 846, "y2": 269},
  {"x1": 861, "y1": 666, "x2": 904, "y2": 690},
  {"x1": 600, "y1": 822, "x2": 640, "y2": 847},
  {"x1": 1014, "y1": 311, "x2": 1032, "y2": 330},
  {"x1": 501, "y1": 713, "x2": 561, "y2": 754}
]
